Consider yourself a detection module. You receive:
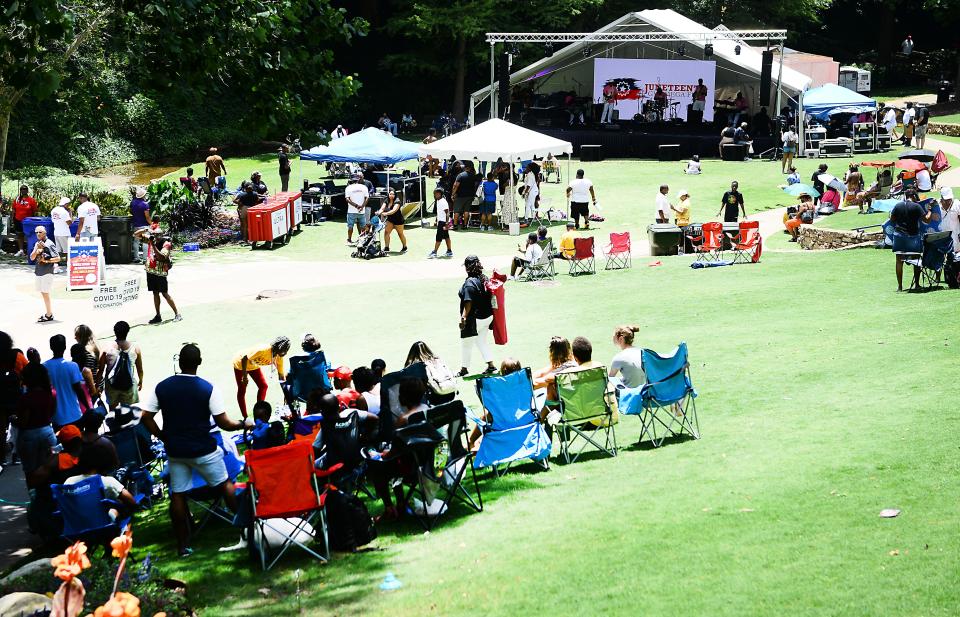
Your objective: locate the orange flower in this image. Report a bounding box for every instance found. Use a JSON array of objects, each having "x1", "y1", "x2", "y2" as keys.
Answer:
[
  {"x1": 51, "y1": 542, "x2": 91, "y2": 582},
  {"x1": 90, "y1": 591, "x2": 141, "y2": 617},
  {"x1": 110, "y1": 529, "x2": 133, "y2": 560}
]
